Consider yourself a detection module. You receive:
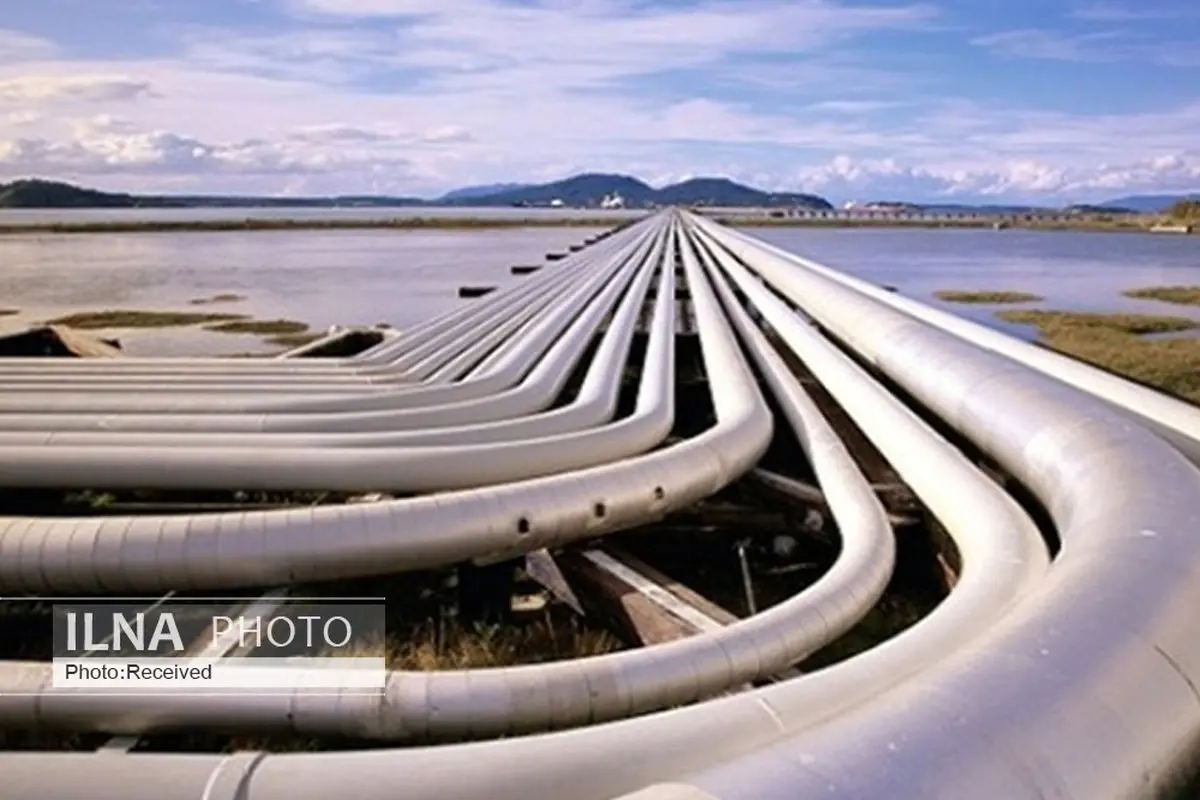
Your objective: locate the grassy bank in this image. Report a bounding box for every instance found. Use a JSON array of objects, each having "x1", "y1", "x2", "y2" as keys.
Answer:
[
  {"x1": 1122, "y1": 285, "x2": 1200, "y2": 306},
  {"x1": 40, "y1": 308, "x2": 326, "y2": 352},
  {"x1": 720, "y1": 216, "x2": 1171, "y2": 233},
  {"x1": 998, "y1": 310, "x2": 1200, "y2": 402},
  {"x1": 45, "y1": 309, "x2": 247, "y2": 329},
  {"x1": 935, "y1": 290, "x2": 1043, "y2": 304},
  {"x1": 0, "y1": 216, "x2": 626, "y2": 235},
  {"x1": 206, "y1": 318, "x2": 309, "y2": 335},
  {"x1": 189, "y1": 293, "x2": 246, "y2": 305},
  {"x1": 264, "y1": 331, "x2": 325, "y2": 348}
]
